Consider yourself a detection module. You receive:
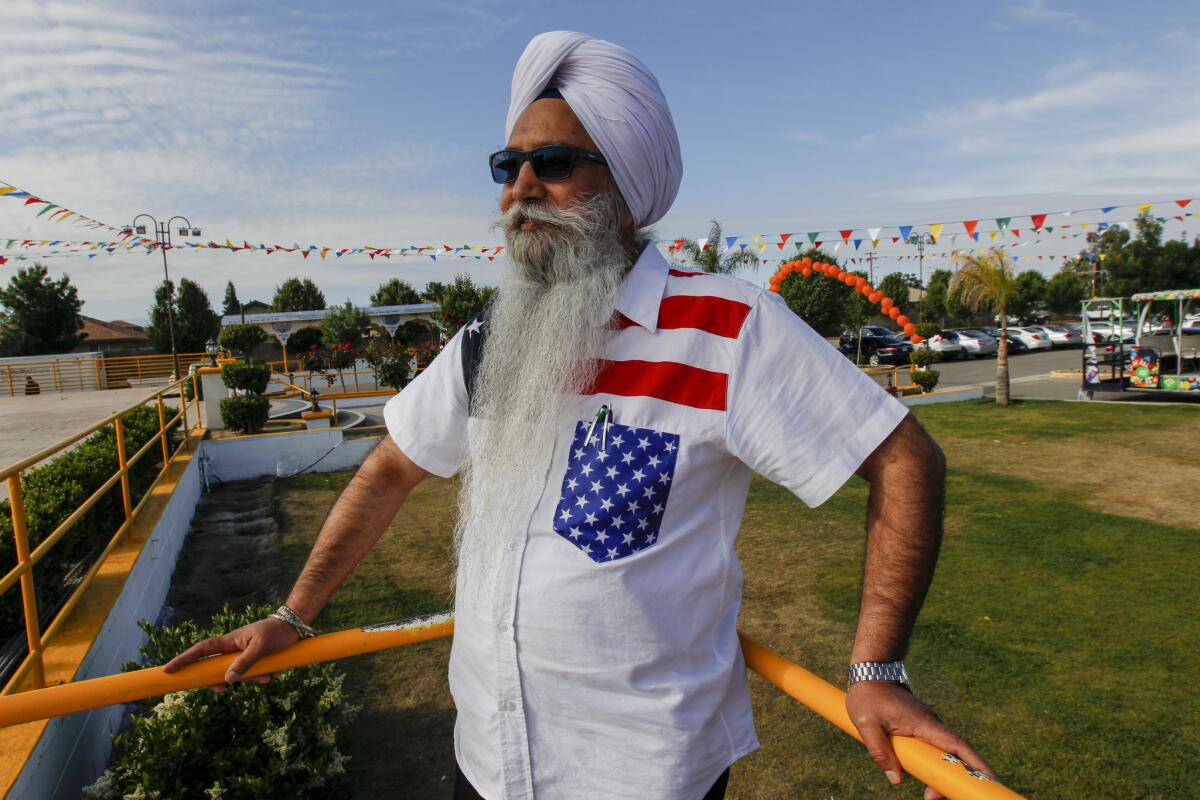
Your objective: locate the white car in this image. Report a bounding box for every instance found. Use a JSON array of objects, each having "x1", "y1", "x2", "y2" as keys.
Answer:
[
  {"x1": 1007, "y1": 327, "x2": 1054, "y2": 350},
  {"x1": 1027, "y1": 325, "x2": 1082, "y2": 347},
  {"x1": 921, "y1": 330, "x2": 966, "y2": 360},
  {"x1": 1086, "y1": 320, "x2": 1136, "y2": 342},
  {"x1": 953, "y1": 329, "x2": 998, "y2": 357}
]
